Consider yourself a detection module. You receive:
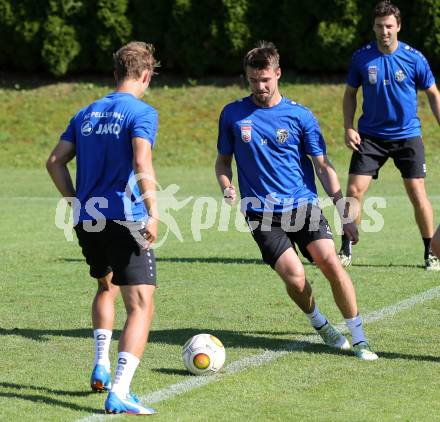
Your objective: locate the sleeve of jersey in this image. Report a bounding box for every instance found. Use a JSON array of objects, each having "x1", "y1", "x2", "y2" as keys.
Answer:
[
  {"x1": 346, "y1": 54, "x2": 362, "y2": 88},
  {"x1": 302, "y1": 110, "x2": 326, "y2": 156},
  {"x1": 60, "y1": 116, "x2": 76, "y2": 144},
  {"x1": 217, "y1": 108, "x2": 234, "y2": 155},
  {"x1": 415, "y1": 53, "x2": 435, "y2": 90},
  {"x1": 132, "y1": 107, "x2": 158, "y2": 147}
]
